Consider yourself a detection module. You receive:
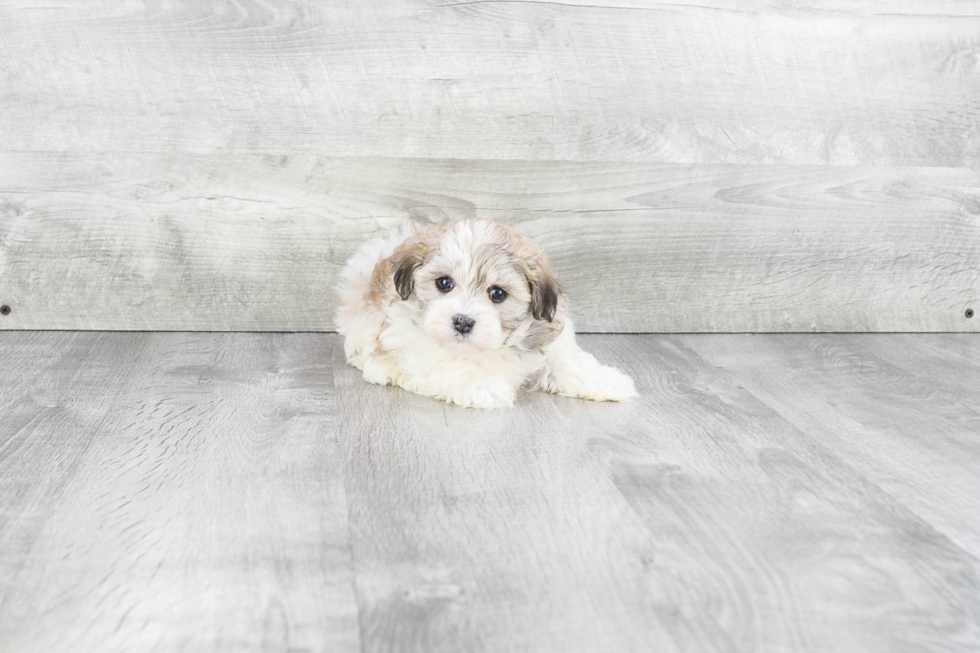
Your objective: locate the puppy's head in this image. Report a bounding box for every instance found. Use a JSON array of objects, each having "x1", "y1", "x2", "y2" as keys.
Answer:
[{"x1": 389, "y1": 220, "x2": 560, "y2": 353}]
